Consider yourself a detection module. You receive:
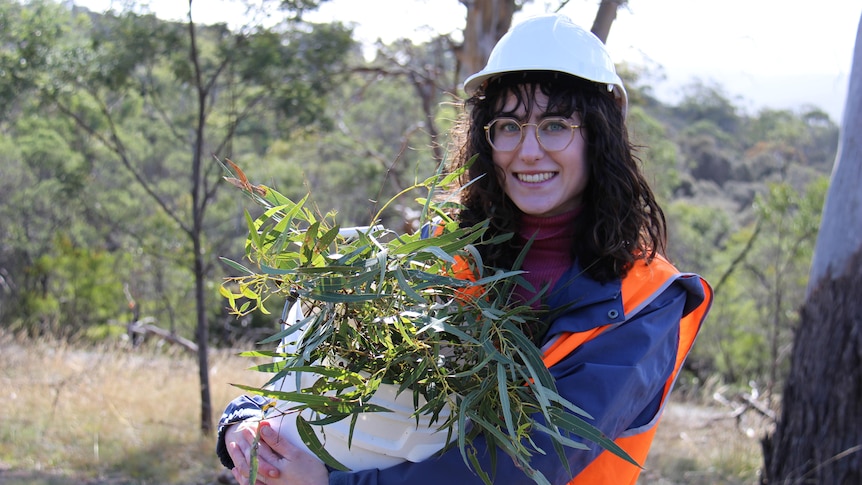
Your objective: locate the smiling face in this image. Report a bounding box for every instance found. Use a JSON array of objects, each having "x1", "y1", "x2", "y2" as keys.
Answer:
[{"x1": 491, "y1": 88, "x2": 588, "y2": 218}]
